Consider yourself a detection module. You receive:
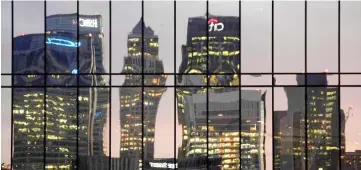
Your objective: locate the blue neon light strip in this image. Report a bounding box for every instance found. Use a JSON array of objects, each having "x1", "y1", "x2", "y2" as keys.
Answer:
[
  {"x1": 95, "y1": 111, "x2": 103, "y2": 118},
  {"x1": 46, "y1": 38, "x2": 81, "y2": 47},
  {"x1": 71, "y1": 69, "x2": 78, "y2": 74}
]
